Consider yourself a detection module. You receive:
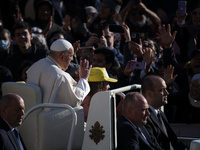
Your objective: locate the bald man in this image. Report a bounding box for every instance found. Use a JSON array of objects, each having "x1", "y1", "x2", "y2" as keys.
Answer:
[
  {"x1": 26, "y1": 39, "x2": 91, "y2": 107},
  {"x1": 142, "y1": 75, "x2": 178, "y2": 150},
  {"x1": 0, "y1": 93, "x2": 26, "y2": 150},
  {"x1": 117, "y1": 92, "x2": 159, "y2": 150}
]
